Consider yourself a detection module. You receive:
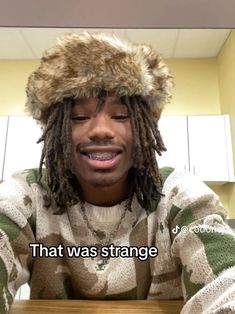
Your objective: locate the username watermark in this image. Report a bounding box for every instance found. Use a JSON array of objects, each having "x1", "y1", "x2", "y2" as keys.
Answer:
[{"x1": 172, "y1": 224, "x2": 216, "y2": 235}]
